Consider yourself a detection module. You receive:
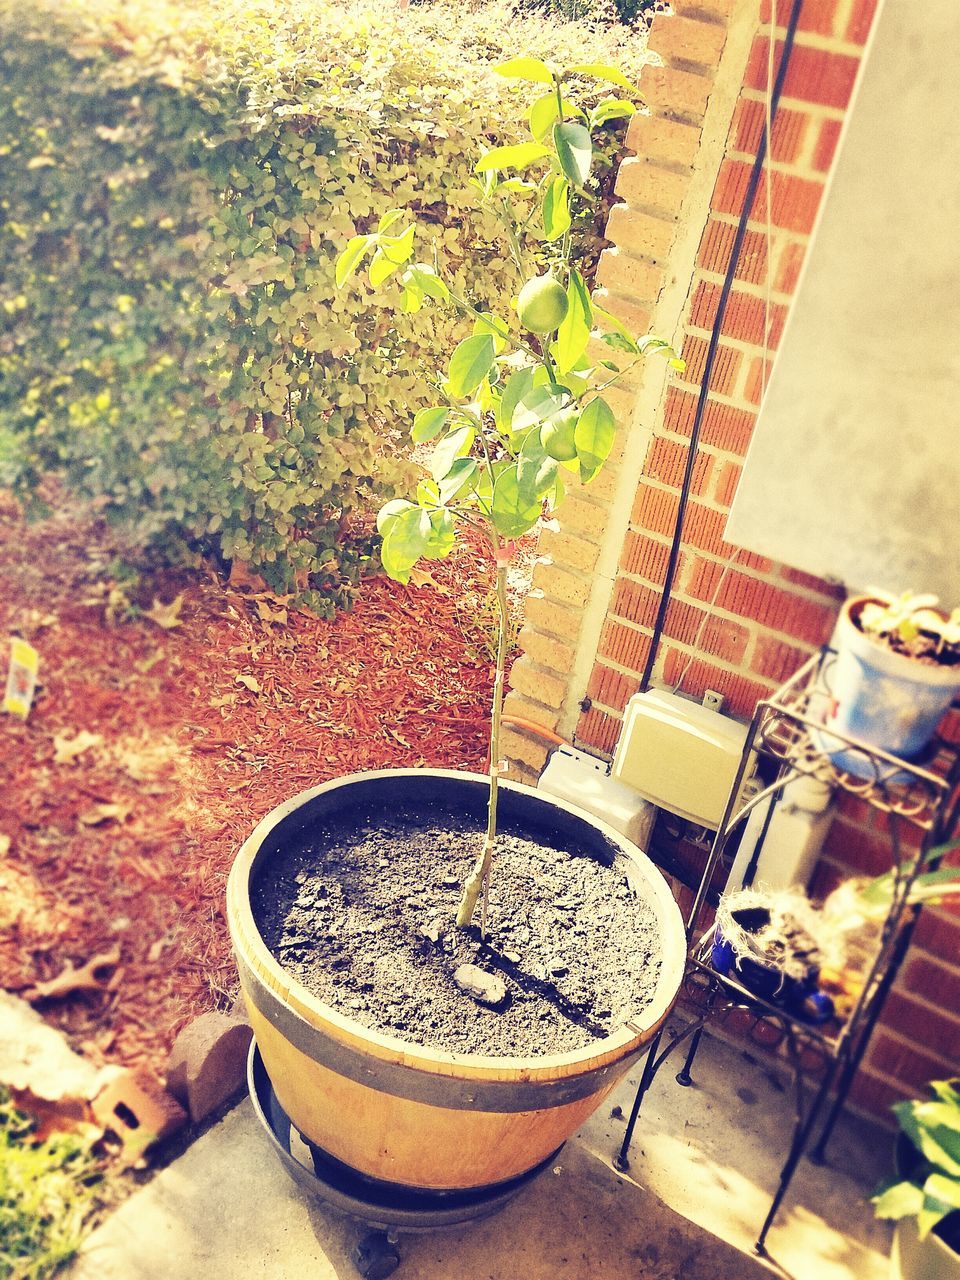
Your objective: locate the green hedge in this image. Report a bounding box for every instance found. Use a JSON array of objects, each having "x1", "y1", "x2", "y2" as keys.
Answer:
[{"x1": 0, "y1": 0, "x2": 646, "y2": 610}]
